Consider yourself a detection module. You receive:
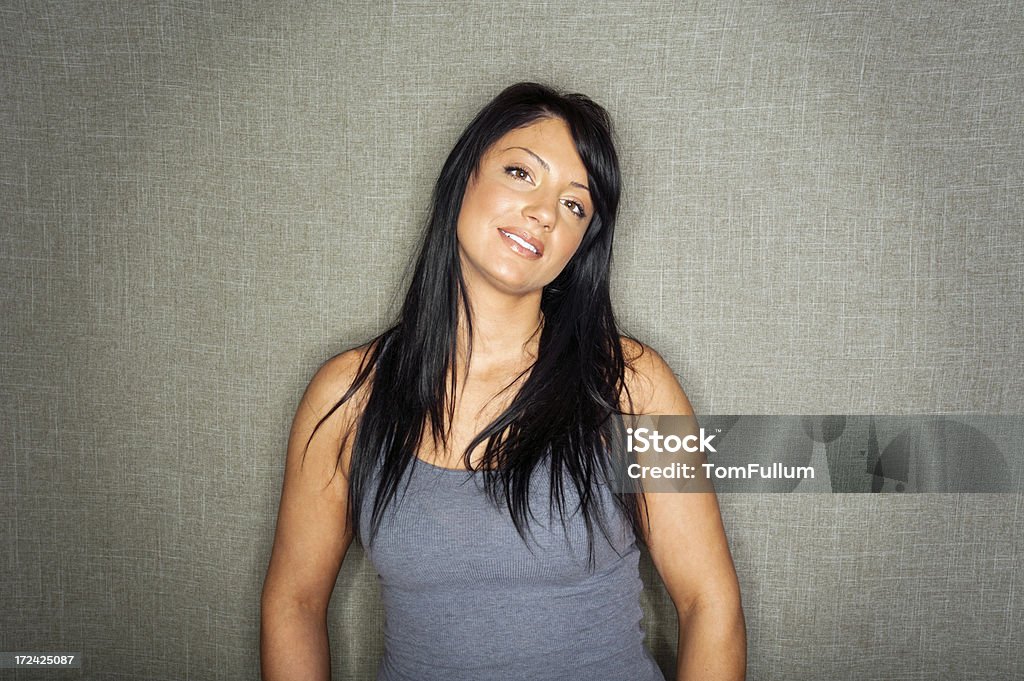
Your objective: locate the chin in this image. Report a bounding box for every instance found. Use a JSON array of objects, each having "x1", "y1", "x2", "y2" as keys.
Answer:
[{"x1": 485, "y1": 272, "x2": 545, "y2": 297}]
